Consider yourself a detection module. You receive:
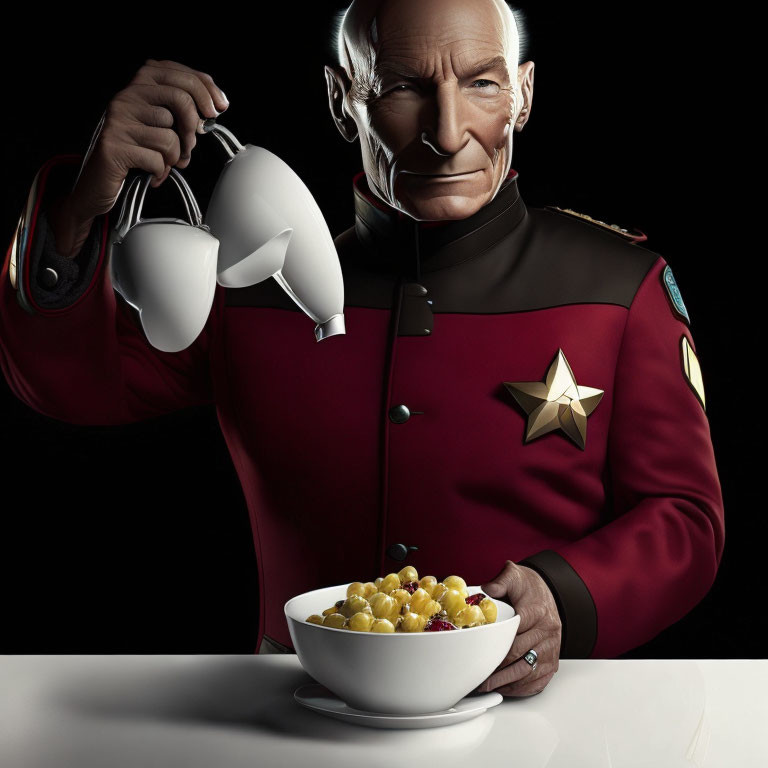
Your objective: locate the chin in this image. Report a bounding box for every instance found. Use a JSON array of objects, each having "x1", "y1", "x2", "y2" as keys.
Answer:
[{"x1": 403, "y1": 193, "x2": 489, "y2": 222}]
